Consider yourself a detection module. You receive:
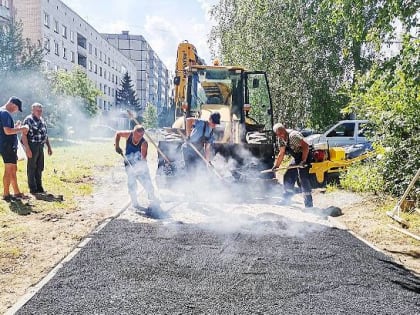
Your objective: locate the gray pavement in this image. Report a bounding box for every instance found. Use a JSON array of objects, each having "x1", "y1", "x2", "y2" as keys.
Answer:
[{"x1": 15, "y1": 213, "x2": 420, "y2": 314}]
